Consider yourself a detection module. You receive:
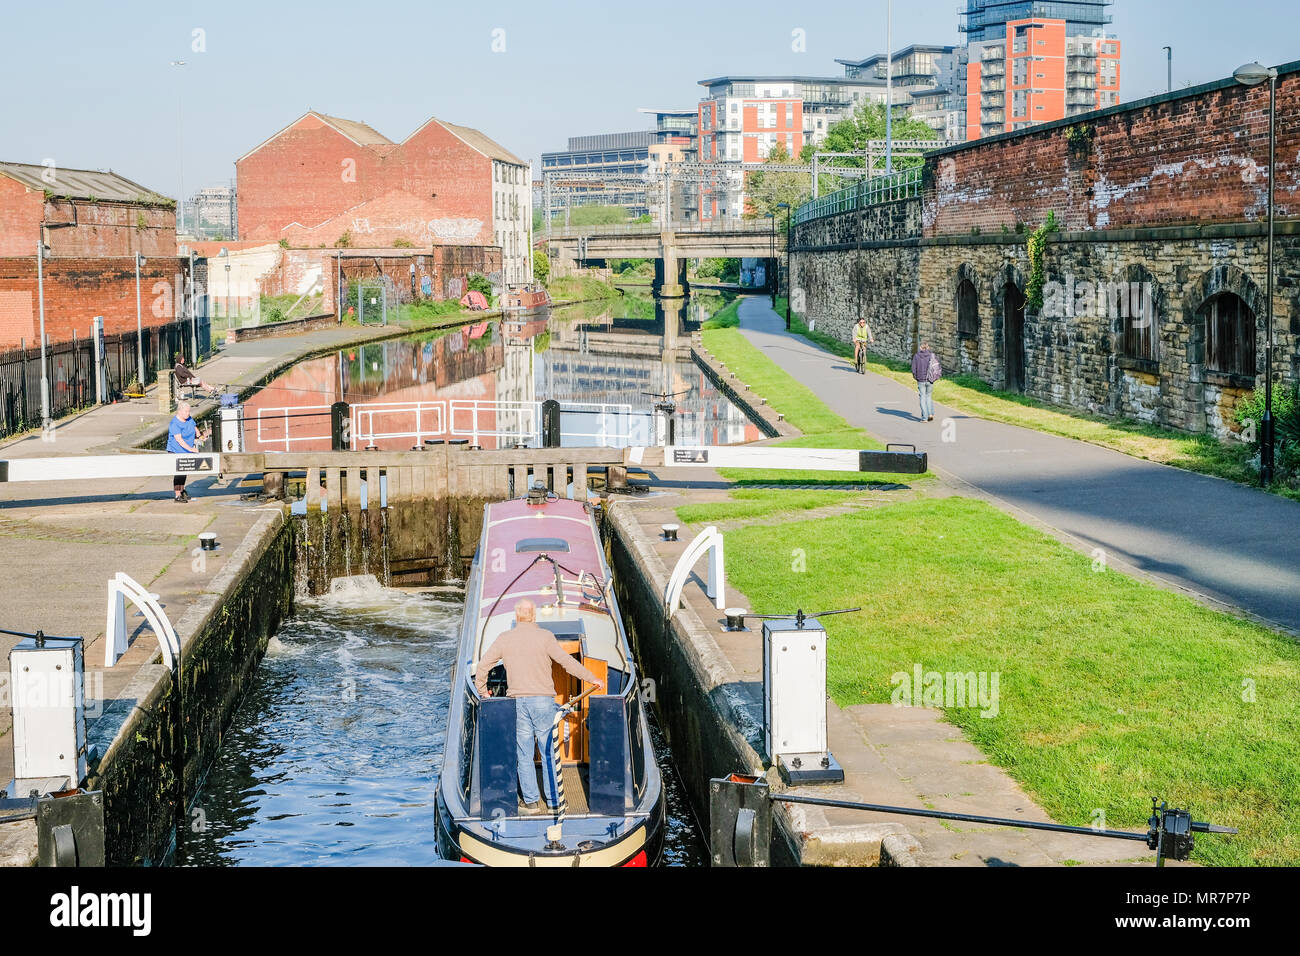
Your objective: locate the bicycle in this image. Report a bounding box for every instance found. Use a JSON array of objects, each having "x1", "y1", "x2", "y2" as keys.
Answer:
[{"x1": 854, "y1": 343, "x2": 868, "y2": 375}]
